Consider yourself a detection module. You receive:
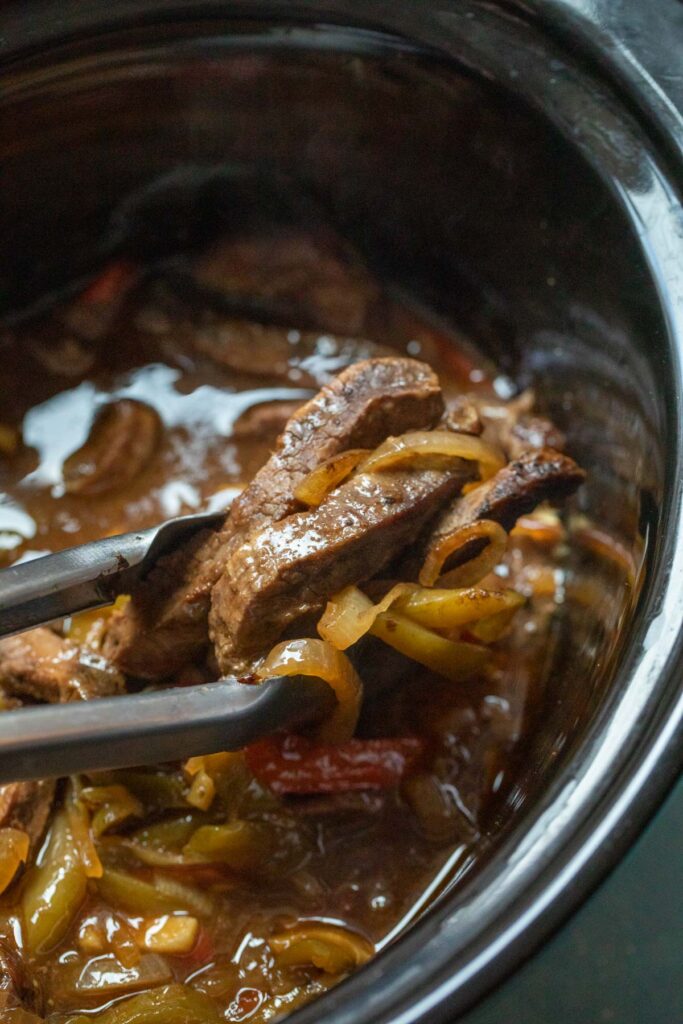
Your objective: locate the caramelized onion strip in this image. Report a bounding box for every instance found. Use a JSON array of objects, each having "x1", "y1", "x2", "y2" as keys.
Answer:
[
  {"x1": 419, "y1": 519, "x2": 508, "y2": 588},
  {"x1": 0, "y1": 827, "x2": 30, "y2": 895},
  {"x1": 395, "y1": 586, "x2": 524, "y2": 630},
  {"x1": 357, "y1": 430, "x2": 505, "y2": 480},
  {"x1": 294, "y1": 449, "x2": 371, "y2": 506},
  {"x1": 258, "y1": 638, "x2": 362, "y2": 744},
  {"x1": 318, "y1": 583, "x2": 418, "y2": 650},
  {"x1": 369, "y1": 612, "x2": 490, "y2": 682}
]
